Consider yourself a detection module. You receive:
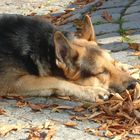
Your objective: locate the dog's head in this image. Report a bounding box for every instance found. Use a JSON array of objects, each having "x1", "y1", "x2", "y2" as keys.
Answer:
[{"x1": 54, "y1": 15, "x2": 137, "y2": 93}]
